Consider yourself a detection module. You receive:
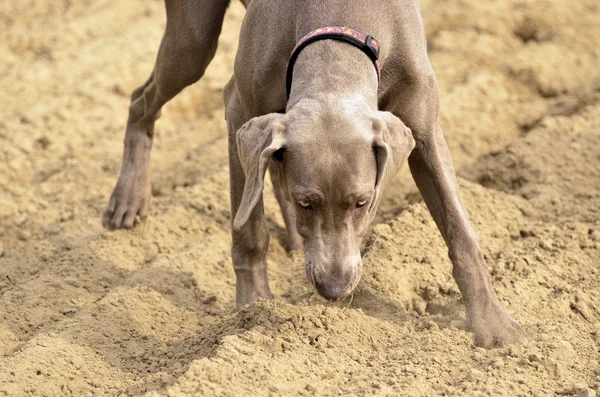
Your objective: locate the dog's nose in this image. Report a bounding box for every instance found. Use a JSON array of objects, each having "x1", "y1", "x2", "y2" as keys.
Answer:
[
  {"x1": 315, "y1": 280, "x2": 351, "y2": 300},
  {"x1": 310, "y1": 255, "x2": 362, "y2": 300}
]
